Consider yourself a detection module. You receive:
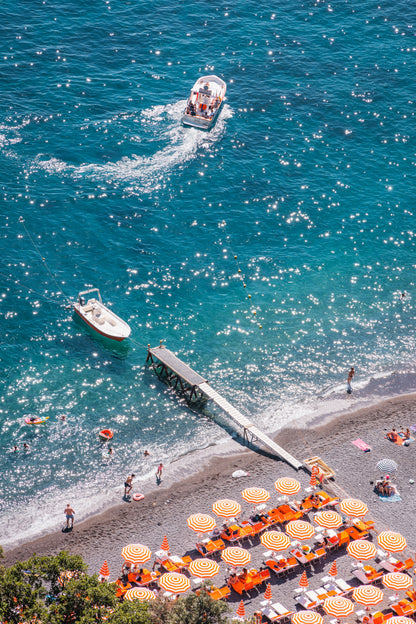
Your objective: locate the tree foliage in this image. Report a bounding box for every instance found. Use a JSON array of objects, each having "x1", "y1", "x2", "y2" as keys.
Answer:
[{"x1": 0, "y1": 551, "x2": 233, "y2": 624}]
